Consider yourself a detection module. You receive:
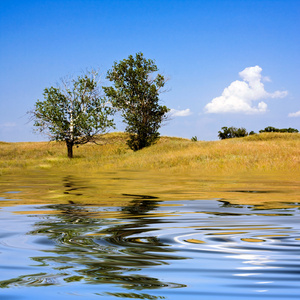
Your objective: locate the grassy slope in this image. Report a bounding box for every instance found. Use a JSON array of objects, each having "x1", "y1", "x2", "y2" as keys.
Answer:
[{"x1": 1, "y1": 132, "x2": 300, "y2": 176}]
